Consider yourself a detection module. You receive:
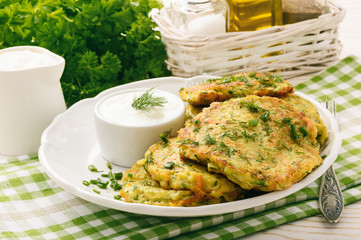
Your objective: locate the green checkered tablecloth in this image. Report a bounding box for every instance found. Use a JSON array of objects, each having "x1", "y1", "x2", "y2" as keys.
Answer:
[{"x1": 2, "y1": 56, "x2": 361, "y2": 239}]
